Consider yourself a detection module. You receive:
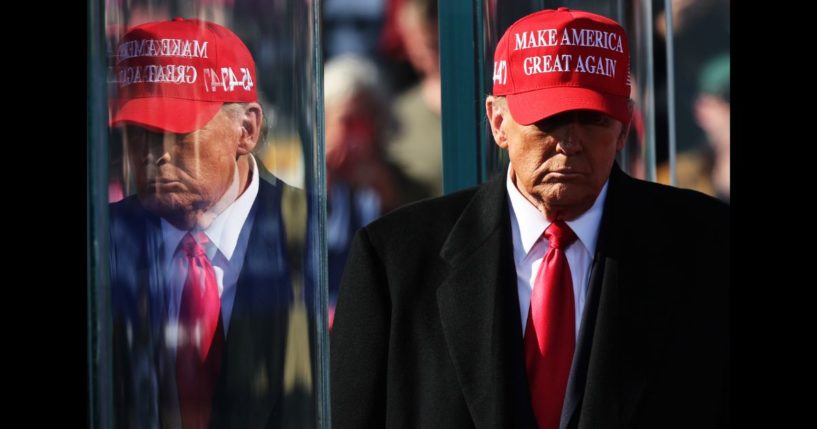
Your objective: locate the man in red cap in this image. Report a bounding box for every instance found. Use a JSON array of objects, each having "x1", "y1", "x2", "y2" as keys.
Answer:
[
  {"x1": 331, "y1": 8, "x2": 728, "y2": 429},
  {"x1": 108, "y1": 18, "x2": 309, "y2": 429}
]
